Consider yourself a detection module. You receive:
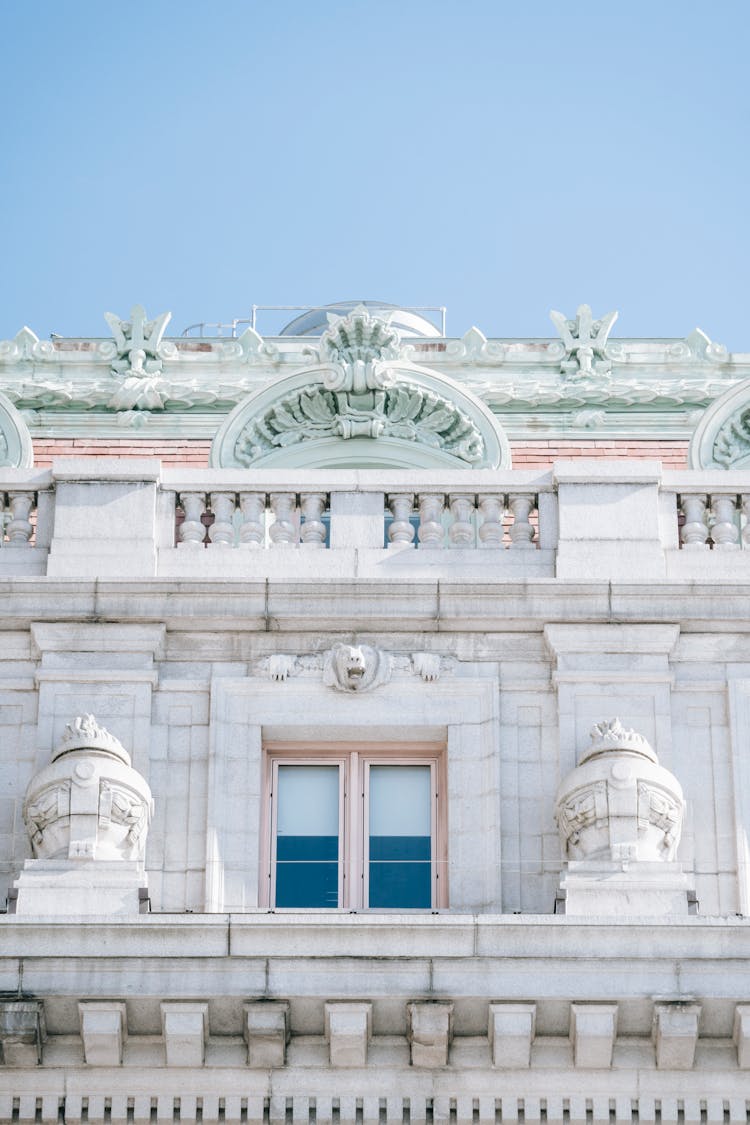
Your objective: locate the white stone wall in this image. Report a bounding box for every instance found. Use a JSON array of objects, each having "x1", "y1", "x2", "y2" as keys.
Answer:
[{"x1": 2, "y1": 619, "x2": 747, "y2": 916}]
